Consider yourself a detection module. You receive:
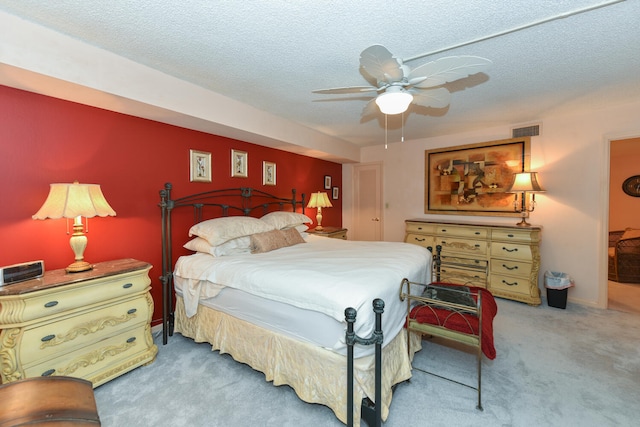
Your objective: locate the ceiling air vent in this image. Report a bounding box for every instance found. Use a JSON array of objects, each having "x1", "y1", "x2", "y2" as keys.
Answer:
[{"x1": 512, "y1": 124, "x2": 541, "y2": 138}]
